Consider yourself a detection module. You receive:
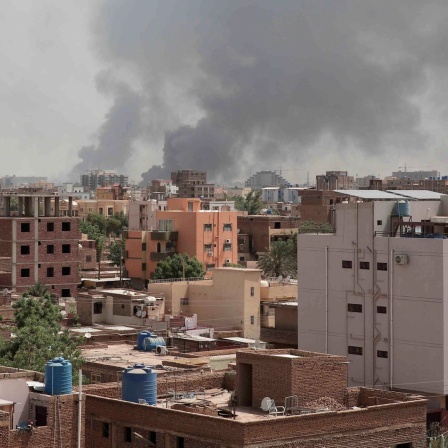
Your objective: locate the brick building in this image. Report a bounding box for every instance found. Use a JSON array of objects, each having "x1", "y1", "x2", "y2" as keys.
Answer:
[
  {"x1": 0, "y1": 193, "x2": 80, "y2": 297},
  {"x1": 171, "y1": 170, "x2": 215, "y2": 199}
]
